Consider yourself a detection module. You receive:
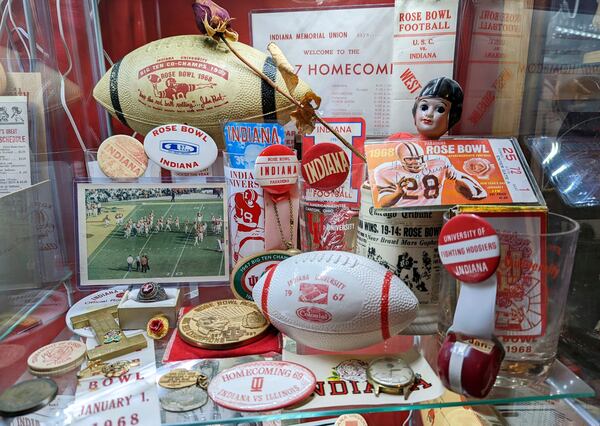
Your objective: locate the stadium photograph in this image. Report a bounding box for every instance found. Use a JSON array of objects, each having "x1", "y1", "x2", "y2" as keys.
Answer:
[{"x1": 77, "y1": 182, "x2": 228, "y2": 286}]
